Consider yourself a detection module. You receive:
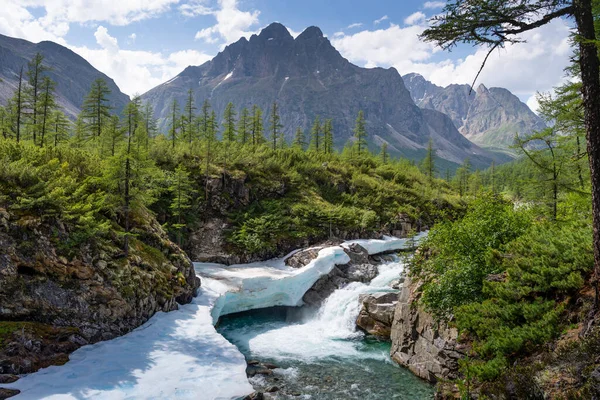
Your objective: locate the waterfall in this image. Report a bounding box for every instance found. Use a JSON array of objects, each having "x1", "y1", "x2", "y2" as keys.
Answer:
[{"x1": 219, "y1": 259, "x2": 406, "y2": 363}]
